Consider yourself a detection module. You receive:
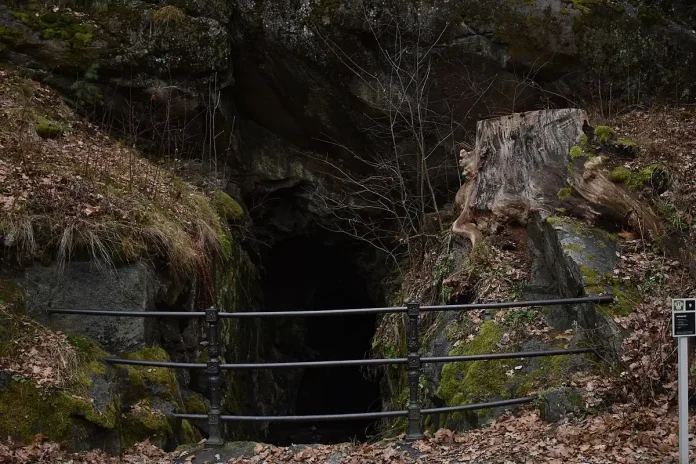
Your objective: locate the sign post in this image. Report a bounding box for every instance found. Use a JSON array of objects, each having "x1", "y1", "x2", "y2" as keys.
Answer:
[{"x1": 673, "y1": 298, "x2": 696, "y2": 464}]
